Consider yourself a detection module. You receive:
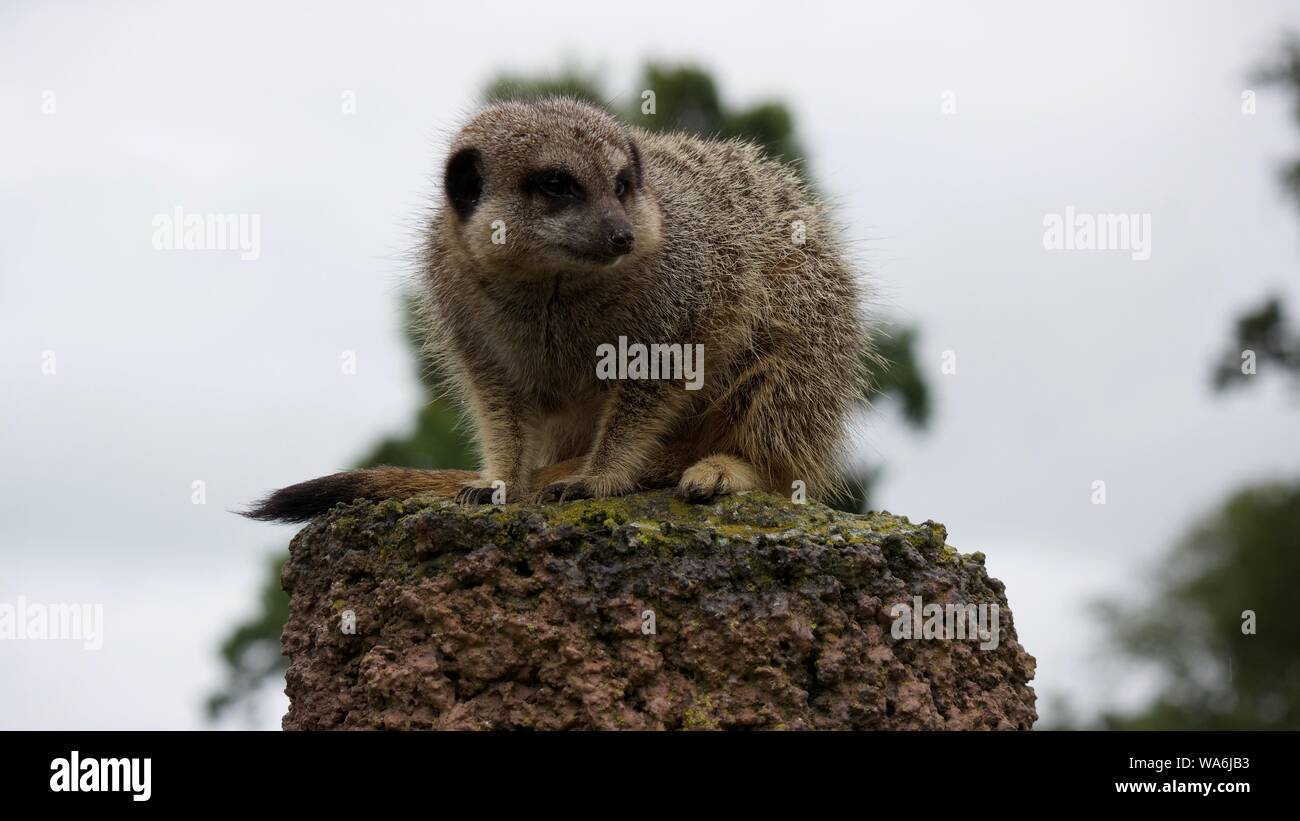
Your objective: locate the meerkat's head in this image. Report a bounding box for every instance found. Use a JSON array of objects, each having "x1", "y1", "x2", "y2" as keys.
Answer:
[{"x1": 441, "y1": 97, "x2": 662, "y2": 278}]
